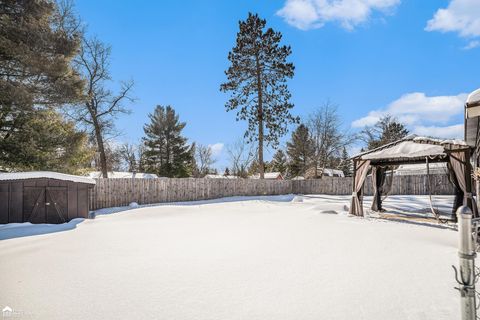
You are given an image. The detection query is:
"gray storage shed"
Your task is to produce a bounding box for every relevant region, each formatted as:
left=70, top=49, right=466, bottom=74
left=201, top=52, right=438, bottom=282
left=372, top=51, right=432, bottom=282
left=0, top=172, right=96, bottom=224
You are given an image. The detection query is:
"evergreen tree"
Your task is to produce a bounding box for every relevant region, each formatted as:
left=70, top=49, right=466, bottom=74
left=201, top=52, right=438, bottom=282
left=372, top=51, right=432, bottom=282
left=362, top=115, right=409, bottom=150
left=224, top=167, right=231, bottom=176
left=137, top=144, right=147, bottom=172
left=287, top=124, right=314, bottom=177
left=188, top=142, right=200, bottom=177
left=0, top=0, right=84, bottom=170
left=220, top=13, right=298, bottom=179
left=247, top=159, right=262, bottom=176
left=142, top=105, right=192, bottom=177
left=270, top=149, right=287, bottom=174
left=0, top=109, right=92, bottom=174
left=338, top=147, right=351, bottom=177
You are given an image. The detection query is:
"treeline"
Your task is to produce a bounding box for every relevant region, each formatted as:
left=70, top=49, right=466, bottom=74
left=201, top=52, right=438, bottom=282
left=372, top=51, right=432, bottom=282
left=0, top=2, right=408, bottom=179
left=0, top=0, right=132, bottom=176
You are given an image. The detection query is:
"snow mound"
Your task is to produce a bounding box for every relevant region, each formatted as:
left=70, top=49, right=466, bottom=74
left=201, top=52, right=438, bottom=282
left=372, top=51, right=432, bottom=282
left=129, top=202, right=139, bottom=208
left=292, top=195, right=304, bottom=202
left=94, top=194, right=297, bottom=216
left=0, top=218, right=84, bottom=240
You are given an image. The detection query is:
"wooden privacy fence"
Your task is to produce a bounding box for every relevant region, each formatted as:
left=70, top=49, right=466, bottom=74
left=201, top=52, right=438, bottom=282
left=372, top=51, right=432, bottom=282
left=89, top=174, right=455, bottom=210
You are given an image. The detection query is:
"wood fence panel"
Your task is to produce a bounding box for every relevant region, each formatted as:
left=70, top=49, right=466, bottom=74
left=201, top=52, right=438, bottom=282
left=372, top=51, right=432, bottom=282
left=88, top=174, right=457, bottom=210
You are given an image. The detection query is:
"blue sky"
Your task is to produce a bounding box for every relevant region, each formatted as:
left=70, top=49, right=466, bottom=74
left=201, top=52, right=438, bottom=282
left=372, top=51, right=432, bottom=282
left=75, top=0, right=480, bottom=170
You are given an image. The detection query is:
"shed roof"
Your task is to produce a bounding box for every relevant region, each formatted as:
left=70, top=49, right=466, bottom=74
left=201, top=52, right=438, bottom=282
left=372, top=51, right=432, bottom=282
left=0, top=171, right=96, bottom=185
left=352, top=135, right=469, bottom=164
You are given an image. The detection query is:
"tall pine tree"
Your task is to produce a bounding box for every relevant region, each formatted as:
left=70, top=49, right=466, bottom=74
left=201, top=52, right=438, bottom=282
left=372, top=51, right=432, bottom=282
left=287, top=124, right=314, bottom=177
left=142, top=105, right=192, bottom=177
left=220, top=13, right=298, bottom=179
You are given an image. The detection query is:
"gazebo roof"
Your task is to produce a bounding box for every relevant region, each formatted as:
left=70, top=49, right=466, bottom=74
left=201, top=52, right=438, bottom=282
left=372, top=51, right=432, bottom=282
left=352, top=135, right=469, bottom=165
left=465, top=88, right=480, bottom=147
left=466, top=88, right=480, bottom=108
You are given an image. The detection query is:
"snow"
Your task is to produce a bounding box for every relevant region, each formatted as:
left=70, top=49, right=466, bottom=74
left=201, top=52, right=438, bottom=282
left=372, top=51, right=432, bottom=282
left=0, top=195, right=462, bottom=319
left=0, top=171, right=95, bottom=184
left=322, top=168, right=345, bottom=177
left=467, top=87, right=480, bottom=105
left=466, top=88, right=480, bottom=118
left=250, top=172, right=283, bottom=179
left=413, top=136, right=467, bottom=146
left=362, top=140, right=446, bottom=160
left=204, top=174, right=239, bottom=179
left=87, top=171, right=159, bottom=179
left=291, top=176, right=305, bottom=180
left=354, top=134, right=468, bottom=160
left=129, top=202, right=139, bottom=208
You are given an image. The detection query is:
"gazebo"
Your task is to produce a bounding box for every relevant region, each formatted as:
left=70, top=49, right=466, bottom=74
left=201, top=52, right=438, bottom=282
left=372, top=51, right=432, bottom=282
left=465, top=87, right=480, bottom=211
left=349, top=135, right=477, bottom=220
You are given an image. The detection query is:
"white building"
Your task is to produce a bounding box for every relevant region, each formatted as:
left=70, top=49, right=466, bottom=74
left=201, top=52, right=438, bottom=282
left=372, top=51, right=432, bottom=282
left=393, top=163, right=448, bottom=176
left=322, top=168, right=345, bottom=177
left=305, top=167, right=345, bottom=178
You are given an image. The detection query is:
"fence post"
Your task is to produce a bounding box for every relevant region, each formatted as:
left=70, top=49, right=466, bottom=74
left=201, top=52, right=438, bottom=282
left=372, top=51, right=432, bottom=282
left=455, top=206, right=476, bottom=320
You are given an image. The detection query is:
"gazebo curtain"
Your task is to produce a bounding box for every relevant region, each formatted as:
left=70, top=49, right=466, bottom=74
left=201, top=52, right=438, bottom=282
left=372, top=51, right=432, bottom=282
left=349, top=159, right=371, bottom=216
left=448, top=150, right=477, bottom=216
left=447, top=163, right=464, bottom=215
left=371, top=166, right=387, bottom=211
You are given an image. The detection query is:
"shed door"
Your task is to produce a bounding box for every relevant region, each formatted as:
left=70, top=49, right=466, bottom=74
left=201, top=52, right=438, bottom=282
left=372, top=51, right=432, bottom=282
left=23, top=187, right=46, bottom=223
left=46, top=187, right=68, bottom=223
left=23, top=187, right=68, bottom=223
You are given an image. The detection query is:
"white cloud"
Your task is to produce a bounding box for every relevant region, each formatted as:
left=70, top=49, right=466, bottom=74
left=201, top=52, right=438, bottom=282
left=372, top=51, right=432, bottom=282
left=426, top=0, right=480, bottom=48
left=277, top=0, right=400, bottom=30
left=412, top=124, right=464, bottom=139
left=463, top=40, right=480, bottom=50
left=209, top=143, right=224, bottom=158
left=351, top=92, right=467, bottom=128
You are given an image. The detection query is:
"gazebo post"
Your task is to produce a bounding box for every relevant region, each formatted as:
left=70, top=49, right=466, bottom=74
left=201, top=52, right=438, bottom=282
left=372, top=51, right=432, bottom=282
left=464, top=149, right=477, bottom=217
left=371, top=165, right=386, bottom=212
left=350, top=159, right=357, bottom=215
left=476, top=152, right=480, bottom=216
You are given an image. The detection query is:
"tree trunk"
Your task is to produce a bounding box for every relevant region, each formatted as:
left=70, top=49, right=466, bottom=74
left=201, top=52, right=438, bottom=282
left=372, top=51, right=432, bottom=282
left=258, top=116, right=264, bottom=179
left=93, top=117, right=108, bottom=178
left=255, top=54, right=264, bottom=179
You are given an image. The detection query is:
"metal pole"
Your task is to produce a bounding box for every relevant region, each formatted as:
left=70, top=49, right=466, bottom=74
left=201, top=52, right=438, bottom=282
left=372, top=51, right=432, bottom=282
left=455, top=206, right=477, bottom=320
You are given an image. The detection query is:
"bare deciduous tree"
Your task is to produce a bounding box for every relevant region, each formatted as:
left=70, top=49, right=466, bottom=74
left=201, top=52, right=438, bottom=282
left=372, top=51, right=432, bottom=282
left=72, top=36, right=134, bottom=178
left=227, top=138, right=255, bottom=178
left=307, top=102, right=355, bottom=178
left=118, top=142, right=137, bottom=172
left=195, top=144, right=216, bottom=177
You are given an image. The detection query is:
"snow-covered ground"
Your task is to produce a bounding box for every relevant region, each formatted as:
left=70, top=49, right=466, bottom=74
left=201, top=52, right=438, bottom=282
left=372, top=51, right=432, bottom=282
left=0, top=195, right=462, bottom=319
